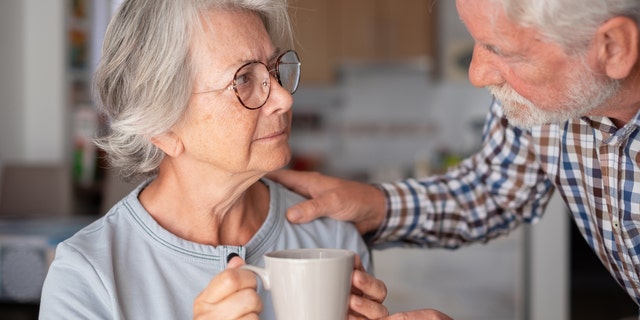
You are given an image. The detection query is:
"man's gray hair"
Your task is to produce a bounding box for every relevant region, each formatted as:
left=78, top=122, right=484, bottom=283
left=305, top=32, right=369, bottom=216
left=93, top=0, right=293, bottom=180
left=494, top=0, right=640, bottom=54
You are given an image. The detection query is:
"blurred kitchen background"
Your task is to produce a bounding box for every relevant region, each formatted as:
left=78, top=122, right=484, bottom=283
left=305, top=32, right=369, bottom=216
left=0, top=0, right=636, bottom=319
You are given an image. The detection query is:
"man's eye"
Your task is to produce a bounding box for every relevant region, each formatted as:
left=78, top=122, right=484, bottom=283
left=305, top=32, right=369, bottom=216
left=484, top=44, right=501, bottom=55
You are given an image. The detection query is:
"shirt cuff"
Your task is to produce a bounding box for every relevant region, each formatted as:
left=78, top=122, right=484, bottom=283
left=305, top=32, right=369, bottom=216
left=363, top=182, right=393, bottom=246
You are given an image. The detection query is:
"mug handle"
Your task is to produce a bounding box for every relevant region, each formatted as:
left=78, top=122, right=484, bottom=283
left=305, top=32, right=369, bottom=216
left=240, top=265, right=271, bottom=290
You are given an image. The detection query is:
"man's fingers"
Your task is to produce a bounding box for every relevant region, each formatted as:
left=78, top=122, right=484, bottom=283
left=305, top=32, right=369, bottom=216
left=266, top=169, right=317, bottom=197
left=268, top=169, right=386, bottom=234
left=285, top=196, right=331, bottom=223
left=268, top=170, right=333, bottom=223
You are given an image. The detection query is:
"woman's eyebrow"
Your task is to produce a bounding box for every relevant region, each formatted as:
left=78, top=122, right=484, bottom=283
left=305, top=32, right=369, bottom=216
left=267, top=49, right=281, bottom=63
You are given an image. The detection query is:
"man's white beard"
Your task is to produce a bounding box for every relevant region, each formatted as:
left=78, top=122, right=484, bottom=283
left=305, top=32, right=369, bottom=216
left=486, top=61, right=620, bottom=129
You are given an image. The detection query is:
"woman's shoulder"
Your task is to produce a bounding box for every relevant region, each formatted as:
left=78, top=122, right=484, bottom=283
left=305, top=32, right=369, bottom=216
left=263, top=178, right=363, bottom=241
left=55, top=215, right=115, bottom=261
left=262, top=177, right=355, bottom=227
left=55, top=199, right=139, bottom=265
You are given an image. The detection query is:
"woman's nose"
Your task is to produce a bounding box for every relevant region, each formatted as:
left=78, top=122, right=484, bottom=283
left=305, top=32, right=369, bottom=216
left=262, top=76, right=293, bottom=115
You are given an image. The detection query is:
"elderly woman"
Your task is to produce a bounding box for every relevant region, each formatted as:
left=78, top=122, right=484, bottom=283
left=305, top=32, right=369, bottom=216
left=39, top=0, right=388, bottom=319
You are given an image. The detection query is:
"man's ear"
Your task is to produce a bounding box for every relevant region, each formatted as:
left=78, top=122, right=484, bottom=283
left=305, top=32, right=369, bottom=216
left=594, top=16, right=639, bottom=79
left=150, top=131, right=184, bottom=158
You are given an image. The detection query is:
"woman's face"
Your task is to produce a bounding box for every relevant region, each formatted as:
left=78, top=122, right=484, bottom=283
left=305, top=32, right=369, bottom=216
left=175, top=9, right=293, bottom=176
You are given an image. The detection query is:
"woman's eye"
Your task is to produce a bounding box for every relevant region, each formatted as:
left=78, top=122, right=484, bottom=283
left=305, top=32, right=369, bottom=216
left=235, top=73, right=251, bottom=86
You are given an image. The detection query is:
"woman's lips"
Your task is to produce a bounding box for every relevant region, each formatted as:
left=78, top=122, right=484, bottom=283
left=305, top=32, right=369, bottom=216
left=256, top=129, right=288, bottom=141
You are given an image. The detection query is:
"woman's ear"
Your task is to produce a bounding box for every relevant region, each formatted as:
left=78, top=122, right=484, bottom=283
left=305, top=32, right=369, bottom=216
left=150, top=131, right=184, bottom=158
left=595, top=16, right=639, bottom=79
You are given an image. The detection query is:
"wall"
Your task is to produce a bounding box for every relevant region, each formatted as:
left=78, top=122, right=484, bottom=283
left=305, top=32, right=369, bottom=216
left=0, top=0, right=67, bottom=182
left=0, top=1, right=25, bottom=167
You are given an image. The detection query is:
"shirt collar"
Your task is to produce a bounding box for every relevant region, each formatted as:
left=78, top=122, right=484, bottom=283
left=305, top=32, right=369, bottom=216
left=580, top=108, right=640, bottom=146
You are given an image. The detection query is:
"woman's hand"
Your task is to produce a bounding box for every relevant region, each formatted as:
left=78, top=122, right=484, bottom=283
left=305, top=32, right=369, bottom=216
left=347, top=255, right=454, bottom=320
left=349, top=255, right=389, bottom=319
left=193, top=257, right=262, bottom=320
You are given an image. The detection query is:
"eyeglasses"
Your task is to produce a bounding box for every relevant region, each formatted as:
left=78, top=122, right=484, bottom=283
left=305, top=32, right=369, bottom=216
left=193, top=50, right=301, bottom=110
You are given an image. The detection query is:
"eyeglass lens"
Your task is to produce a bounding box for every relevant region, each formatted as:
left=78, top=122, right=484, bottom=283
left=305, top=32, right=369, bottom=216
left=233, top=50, right=300, bottom=110
left=277, top=50, right=301, bottom=94
left=233, top=63, right=270, bottom=110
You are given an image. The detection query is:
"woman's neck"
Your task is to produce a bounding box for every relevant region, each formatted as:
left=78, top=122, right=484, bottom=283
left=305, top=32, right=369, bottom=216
left=138, top=168, right=270, bottom=247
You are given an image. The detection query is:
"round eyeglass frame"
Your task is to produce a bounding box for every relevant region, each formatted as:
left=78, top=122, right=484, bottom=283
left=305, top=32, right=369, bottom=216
left=193, top=50, right=301, bottom=110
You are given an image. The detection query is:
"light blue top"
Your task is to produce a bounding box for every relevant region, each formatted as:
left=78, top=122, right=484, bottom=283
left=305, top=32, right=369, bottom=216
left=39, top=178, right=371, bottom=319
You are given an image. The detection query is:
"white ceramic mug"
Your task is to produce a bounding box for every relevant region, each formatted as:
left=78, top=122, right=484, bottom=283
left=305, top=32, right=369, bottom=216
left=242, top=248, right=355, bottom=320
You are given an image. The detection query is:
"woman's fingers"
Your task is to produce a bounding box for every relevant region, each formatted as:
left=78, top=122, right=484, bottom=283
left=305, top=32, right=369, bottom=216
left=348, top=255, right=389, bottom=319
left=193, top=257, right=262, bottom=319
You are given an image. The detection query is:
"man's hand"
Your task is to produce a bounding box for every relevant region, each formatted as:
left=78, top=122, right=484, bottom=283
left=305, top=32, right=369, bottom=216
left=267, top=170, right=387, bottom=234
left=383, top=309, right=454, bottom=320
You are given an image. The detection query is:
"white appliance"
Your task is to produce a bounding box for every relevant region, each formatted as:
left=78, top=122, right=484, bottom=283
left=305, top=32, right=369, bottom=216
left=0, top=217, right=94, bottom=302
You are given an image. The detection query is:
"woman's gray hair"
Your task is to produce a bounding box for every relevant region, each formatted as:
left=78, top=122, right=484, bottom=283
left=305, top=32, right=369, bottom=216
left=93, top=0, right=293, bottom=180
left=492, top=0, right=640, bottom=55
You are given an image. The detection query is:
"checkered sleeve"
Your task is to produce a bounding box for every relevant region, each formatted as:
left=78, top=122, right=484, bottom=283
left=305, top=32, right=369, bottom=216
left=368, top=100, right=555, bottom=249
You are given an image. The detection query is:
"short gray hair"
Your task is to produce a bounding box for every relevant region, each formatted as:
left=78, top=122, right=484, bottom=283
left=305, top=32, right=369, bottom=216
left=93, top=0, right=293, bottom=180
left=493, top=0, right=640, bottom=54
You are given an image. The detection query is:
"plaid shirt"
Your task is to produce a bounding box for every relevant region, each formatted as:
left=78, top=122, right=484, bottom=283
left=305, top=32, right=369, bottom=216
left=372, top=99, right=640, bottom=306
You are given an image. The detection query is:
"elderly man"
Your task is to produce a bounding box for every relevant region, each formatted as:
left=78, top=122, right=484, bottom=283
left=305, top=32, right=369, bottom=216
left=270, top=0, right=640, bottom=318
